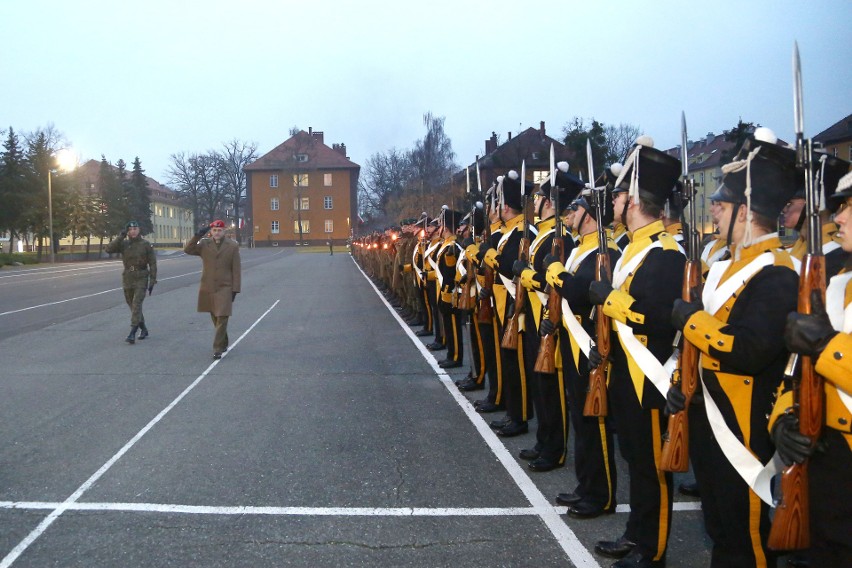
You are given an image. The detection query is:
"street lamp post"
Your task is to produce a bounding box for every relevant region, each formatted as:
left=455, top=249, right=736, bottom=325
left=47, top=149, right=77, bottom=263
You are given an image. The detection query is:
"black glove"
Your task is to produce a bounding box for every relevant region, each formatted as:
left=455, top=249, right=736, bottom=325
left=147, top=284, right=155, bottom=296
left=478, top=287, right=491, bottom=301
left=771, top=413, right=814, bottom=466
left=784, top=292, right=838, bottom=358
left=587, top=345, right=604, bottom=373
left=588, top=278, right=613, bottom=305
left=232, top=292, right=238, bottom=302
left=671, top=298, right=703, bottom=331
left=539, top=318, right=556, bottom=337
left=119, top=230, right=127, bottom=239
left=195, top=225, right=211, bottom=238
left=458, top=273, right=468, bottom=286
left=512, top=259, right=527, bottom=277
left=476, top=242, right=492, bottom=262
left=543, top=253, right=561, bottom=267
left=665, top=384, right=686, bottom=415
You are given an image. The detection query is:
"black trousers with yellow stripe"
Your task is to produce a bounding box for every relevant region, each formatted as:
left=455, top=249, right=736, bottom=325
left=500, top=312, right=532, bottom=424
left=560, top=331, right=617, bottom=509
left=689, top=402, right=777, bottom=568
left=808, top=428, right=852, bottom=567
left=418, top=283, right=433, bottom=333
left=425, top=280, right=443, bottom=344
left=481, top=313, right=503, bottom=405
left=608, top=364, right=672, bottom=562
left=466, top=308, right=486, bottom=384
left=438, top=301, right=463, bottom=363
left=524, top=316, right=565, bottom=462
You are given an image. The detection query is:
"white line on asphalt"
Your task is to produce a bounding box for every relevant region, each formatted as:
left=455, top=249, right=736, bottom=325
left=0, top=300, right=280, bottom=568
left=0, top=500, right=703, bottom=515
left=0, top=271, right=201, bottom=317
left=353, top=259, right=603, bottom=568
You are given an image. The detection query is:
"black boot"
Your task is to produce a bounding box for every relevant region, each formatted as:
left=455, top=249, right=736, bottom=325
left=138, top=323, right=149, bottom=340
left=126, top=325, right=138, bottom=344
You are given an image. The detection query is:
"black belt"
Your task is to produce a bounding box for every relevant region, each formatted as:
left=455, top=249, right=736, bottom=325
left=126, top=266, right=148, bottom=271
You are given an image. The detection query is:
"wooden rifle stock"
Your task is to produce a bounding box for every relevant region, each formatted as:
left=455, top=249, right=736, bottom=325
left=477, top=224, right=494, bottom=323
left=584, top=253, right=611, bottom=417
left=661, top=258, right=703, bottom=472
left=768, top=254, right=825, bottom=551
left=534, top=235, right=564, bottom=374
left=501, top=238, right=529, bottom=349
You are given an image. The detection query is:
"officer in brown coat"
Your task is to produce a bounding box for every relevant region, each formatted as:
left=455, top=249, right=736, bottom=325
left=184, top=219, right=241, bottom=359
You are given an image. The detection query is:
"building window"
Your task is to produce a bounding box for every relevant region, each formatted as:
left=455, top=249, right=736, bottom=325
left=700, top=172, right=705, bottom=185
left=295, top=154, right=309, bottom=163
left=294, top=174, right=309, bottom=187
left=533, top=171, right=548, bottom=185
left=325, top=220, right=334, bottom=233
left=324, top=173, right=333, bottom=186
left=324, top=196, right=333, bottom=209
left=294, top=220, right=311, bottom=233
left=270, top=198, right=279, bottom=211
left=294, top=197, right=309, bottom=211
left=271, top=221, right=280, bottom=234
left=270, top=175, right=278, bottom=188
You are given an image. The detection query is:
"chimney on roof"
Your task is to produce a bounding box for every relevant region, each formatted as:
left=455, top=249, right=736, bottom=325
left=507, top=131, right=512, bottom=141
left=485, top=132, right=498, bottom=154
left=310, top=128, right=324, bottom=144
left=705, top=132, right=714, bottom=145
left=332, top=143, right=346, bottom=157
left=540, top=121, right=545, bottom=136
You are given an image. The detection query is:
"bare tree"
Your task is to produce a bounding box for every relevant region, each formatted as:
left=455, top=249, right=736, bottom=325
left=168, top=152, right=204, bottom=227
left=357, top=148, right=411, bottom=220
left=605, top=123, right=643, bottom=164
left=218, top=139, right=258, bottom=243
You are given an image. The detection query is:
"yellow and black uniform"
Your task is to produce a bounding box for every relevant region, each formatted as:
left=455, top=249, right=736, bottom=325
left=105, top=229, right=157, bottom=337
left=788, top=220, right=848, bottom=278
left=548, top=228, right=620, bottom=512
left=424, top=232, right=444, bottom=347
left=473, top=221, right=505, bottom=411
left=407, top=232, right=433, bottom=334
left=437, top=232, right=464, bottom=366
left=602, top=220, right=685, bottom=562
left=700, top=236, right=729, bottom=277
left=483, top=212, right=534, bottom=431
left=518, top=215, right=573, bottom=467
left=682, top=235, right=798, bottom=567
left=612, top=222, right=630, bottom=251
left=771, top=265, right=852, bottom=567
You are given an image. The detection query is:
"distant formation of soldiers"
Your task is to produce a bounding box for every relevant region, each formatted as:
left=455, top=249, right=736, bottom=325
left=353, top=130, right=852, bottom=568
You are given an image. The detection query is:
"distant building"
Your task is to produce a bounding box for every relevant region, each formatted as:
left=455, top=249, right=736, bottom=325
left=64, top=160, right=194, bottom=248
left=814, top=112, right=852, bottom=162
left=456, top=122, right=571, bottom=190
left=244, top=128, right=359, bottom=247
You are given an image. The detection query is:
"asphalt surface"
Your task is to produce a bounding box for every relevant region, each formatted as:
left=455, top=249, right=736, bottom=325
left=0, top=248, right=783, bottom=567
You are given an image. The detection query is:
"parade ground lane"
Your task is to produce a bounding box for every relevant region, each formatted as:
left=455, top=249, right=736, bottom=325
left=0, top=249, right=716, bottom=567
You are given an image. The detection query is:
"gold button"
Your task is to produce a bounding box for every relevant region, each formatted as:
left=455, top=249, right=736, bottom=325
left=834, top=352, right=843, bottom=360
left=839, top=417, right=849, bottom=426
left=689, top=324, right=696, bottom=330
left=705, top=334, right=711, bottom=339
left=744, top=379, right=751, bottom=385
left=717, top=340, right=724, bottom=346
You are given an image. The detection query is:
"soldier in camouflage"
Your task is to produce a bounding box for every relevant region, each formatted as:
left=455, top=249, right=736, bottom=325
left=105, top=221, right=157, bottom=344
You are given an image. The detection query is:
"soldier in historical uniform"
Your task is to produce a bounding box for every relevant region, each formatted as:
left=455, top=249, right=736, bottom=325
left=773, top=169, right=852, bottom=568
left=543, top=170, right=621, bottom=519
left=455, top=206, right=487, bottom=389
left=515, top=164, right=580, bottom=472
left=587, top=137, right=685, bottom=567
left=105, top=220, right=157, bottom=344
left=423, top=217, right=446, bottom=350
left=184, top=220, right=242, bottom=359
left=667, top=129, right=800, bottom=568
left=479, top=170, right=535, bottom=437
left=436, top=208, right=465, bottom=368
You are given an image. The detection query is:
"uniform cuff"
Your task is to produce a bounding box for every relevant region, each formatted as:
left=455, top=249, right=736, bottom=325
left=683, top=311, right=734, bottom=354
left=545, top=262, right=565, bottom=288
left=483, top=248, right=499, bottom=269
left=520, top=269, right=539, bottom=291
left=601, top=289, right=642, bottom=325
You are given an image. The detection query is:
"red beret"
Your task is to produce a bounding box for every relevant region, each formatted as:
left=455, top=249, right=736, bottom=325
left=210, top=219, right=226, bottom=228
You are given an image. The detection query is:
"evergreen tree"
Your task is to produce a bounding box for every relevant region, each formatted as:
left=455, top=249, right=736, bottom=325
left=129, top=157, right=153, bottom=235
left=98, top=155, right=128, bottom=237
left=0, top=127, right=27, bottom=247
left=23, top=132, right=56, bottom=259
left=720, top=119, right=758, bottom=165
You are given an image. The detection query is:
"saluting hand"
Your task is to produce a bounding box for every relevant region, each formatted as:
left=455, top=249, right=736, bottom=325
left=195, top=225, right=212, bottom=238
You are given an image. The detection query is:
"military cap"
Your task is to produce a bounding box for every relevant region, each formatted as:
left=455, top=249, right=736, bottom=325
left=210, top=219, right=226, bottom=228
left=711, top=127, right=798, bottom=218
left=500, top=170, right=534, bottom=211
left=614, top=136, right=682, bottom=206
left=829, top=170, right=852, bottom=210
left=537, top=161, right=585, bottom=210
left=126, top=220, right=140, bottom=229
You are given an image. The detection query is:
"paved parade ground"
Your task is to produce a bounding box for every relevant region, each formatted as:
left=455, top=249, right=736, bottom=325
left=1, top=249, right=720, bottom=567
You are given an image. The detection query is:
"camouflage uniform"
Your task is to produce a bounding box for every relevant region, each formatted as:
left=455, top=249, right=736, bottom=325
left=106, top=231, right=157, bottom=331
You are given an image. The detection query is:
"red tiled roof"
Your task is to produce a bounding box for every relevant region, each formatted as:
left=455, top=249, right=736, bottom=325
left=244, top=130, right=359, bottom=171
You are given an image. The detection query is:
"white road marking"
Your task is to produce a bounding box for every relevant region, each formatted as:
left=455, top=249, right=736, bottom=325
left=0, top=300, right=280, bottom=568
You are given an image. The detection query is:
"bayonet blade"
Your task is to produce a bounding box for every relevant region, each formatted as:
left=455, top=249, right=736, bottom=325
left=520, top=160, right=526, bottom=197
left=550, top=143, right=556, bottom=188
left=681, top=111, right=689, bottom=178
left=466, top=166, right=470, bottom=193
left=476, top=161, right=482, bottom=193
left=585, top=139, right=595, bottom=190
left=793, top=41, right=804, bottom=138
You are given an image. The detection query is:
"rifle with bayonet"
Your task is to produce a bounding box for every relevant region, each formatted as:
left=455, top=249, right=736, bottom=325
left=584, top=139, right=611, bottom=417
left=477, top=169, right=496, bottom=324
left=535, top=144, right=564, bottom=373
left=458, top=166, right=478, bottom=311
left=502, top=161, right=530, bottom=350
left=768, top=42, right=825, bottom=551
left=661, top=112, right=703, bottom=471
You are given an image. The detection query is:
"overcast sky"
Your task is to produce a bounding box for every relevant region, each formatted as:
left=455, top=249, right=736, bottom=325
left=2, top=0, right=849, bottom=184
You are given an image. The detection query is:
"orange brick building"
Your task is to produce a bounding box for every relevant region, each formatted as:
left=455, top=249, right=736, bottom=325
left=245, top=128, right=360, bottom=247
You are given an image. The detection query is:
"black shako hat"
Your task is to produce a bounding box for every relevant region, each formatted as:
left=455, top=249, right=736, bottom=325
left=574, top=186, right=615, bottom=227
left=612, top=136, right=682, bottom=206
left=499, top=170, right=535, bottom=211
left=537, top=161, right=585, bottom=210
left=459, top=206, right=485, bottom=231
left=710, top=127, right=798, bottom=218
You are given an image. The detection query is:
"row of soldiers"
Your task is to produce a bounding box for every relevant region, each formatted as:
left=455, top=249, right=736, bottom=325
left=351, top=129, right=852, bottom=568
